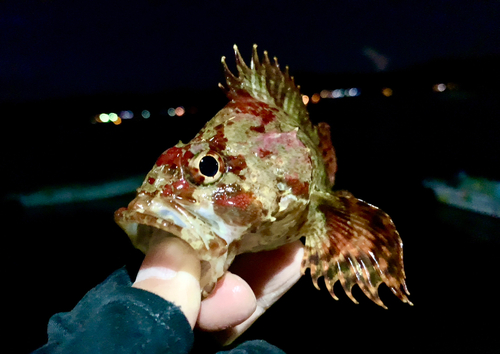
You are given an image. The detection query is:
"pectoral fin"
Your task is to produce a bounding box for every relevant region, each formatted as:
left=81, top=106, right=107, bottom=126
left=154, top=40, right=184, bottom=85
left=302, top=191, right=412, bottom=308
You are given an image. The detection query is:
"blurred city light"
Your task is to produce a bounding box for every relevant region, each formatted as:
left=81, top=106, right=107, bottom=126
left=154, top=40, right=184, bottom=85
left=120, top=110, right=134, bottom=119
left=99, top=113, right=110, bottom=123
left=315, top=88, right=361, bottom=99
left=382, top=87, right=393, bottom=97
left=89, top=77, right=464, bottom=127
left=311, top=93, right=320, bottom=103
left=320, top=90, right=330, bottom=98
left=108, top=112, right=119, bottom=122
left=347, top=88, right=359, bottom=97
left=332, top=89, right=344, bottom=98
left=91, top=106, right=194, bottom=124
left=175, top=106, right=185, bottom=116
left=141, top=110, right=151, bottom=118
left=433, top=83, right=447, bottom=92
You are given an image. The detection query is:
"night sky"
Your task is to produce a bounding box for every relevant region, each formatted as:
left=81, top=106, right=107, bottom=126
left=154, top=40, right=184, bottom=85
left=1, top=0, right=499, bottom=102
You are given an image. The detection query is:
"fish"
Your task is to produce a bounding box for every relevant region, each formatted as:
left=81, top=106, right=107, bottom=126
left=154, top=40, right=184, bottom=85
left=115, top=44, right=412, bottom=308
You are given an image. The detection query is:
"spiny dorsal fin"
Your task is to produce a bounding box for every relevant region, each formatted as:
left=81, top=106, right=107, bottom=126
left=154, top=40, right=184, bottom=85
left=220, top=44, right=309, bottom=127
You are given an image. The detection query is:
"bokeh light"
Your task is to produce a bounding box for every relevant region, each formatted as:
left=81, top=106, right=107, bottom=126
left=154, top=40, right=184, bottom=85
left=332, top=89, right=344, bottom=98
left=175, top=106, right=185, bottom=116
left=433, top=83, right=447, bottom=92
left=348, top=88, right=359, bottom=97
left=120, top=110, right=134, bottom=119
left=302, top=95, right=310, bottom=105
left=99, top=113, right=110, bottom=123
left=167, top=108, right=176, bottom=116
left=382, top=87, right=393, bottom=97
left=320, top=90, right=330, bottom=98
left=141, top=110, right=151, bottom=118
left=108, top=112, right=118, bottom=122
left=311, top=93, right=320, bottom=104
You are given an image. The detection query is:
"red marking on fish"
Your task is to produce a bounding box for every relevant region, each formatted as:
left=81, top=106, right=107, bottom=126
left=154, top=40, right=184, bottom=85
left=257, top=149, right=273, bottom=158
left=182, top=150, right=195, bottom=165
left=212, top=184, right=262, bottom=227
left=214, top=191, right=254, bottom=210
left=162, top=184, right=174, bottom=197
left=250, top=125, right=265, bottom=133
left=208, top=124, right=228, bottom=151
left=228, top=97, right=277, bottom=125
left=172, top=179, right=195, bottom=202
left=156, top=147, right=183, bottom=167
left=226, top=154, right=247, bottom=177
left=161, top=178, right=195, bottom=202
left=189, top=169, right=206, bottom=185
left=285, top=176, right=309, bottom=197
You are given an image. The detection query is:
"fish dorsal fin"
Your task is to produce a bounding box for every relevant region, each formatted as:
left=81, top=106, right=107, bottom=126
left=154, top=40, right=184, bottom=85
left=220, top=44, right=309, bottom=127
left=317, top=122, right=337, bottom=188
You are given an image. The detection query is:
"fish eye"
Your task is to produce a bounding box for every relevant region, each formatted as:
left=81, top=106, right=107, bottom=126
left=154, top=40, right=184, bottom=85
left=199, top=155, right=219, bottom=177
left=187, top=150, right=225, bottom=185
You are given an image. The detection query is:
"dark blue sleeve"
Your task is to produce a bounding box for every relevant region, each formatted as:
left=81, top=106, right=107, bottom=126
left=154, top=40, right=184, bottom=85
left=32, top=267, right=193, bottom=354
left=33, top=267, right=286, bottom=354
left=217, top=340, right=286, bottom=354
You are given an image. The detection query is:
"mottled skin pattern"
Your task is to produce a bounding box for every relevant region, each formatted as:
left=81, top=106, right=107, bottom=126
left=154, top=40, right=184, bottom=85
left=115, top=45, right=412, bottom=307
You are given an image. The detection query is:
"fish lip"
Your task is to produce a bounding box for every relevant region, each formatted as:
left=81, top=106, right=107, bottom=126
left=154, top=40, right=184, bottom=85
left=114, top=204, right=185, bottom=254
left=116, top=207, right=184, bottom=236
left=114, top=192, right=193, bottom=248
left=114, top=194, right=228, bottom=258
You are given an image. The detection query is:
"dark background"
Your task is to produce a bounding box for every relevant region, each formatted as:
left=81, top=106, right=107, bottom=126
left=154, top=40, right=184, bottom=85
left=2, top=1, right=500, bottom=353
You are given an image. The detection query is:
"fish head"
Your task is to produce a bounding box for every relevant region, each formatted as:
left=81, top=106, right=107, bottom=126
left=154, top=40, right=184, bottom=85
left=115, top=100, right=313, bottom=294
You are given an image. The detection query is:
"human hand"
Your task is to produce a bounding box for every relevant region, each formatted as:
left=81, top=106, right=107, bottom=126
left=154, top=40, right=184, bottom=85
left=132, top=229, right=304, bottom=344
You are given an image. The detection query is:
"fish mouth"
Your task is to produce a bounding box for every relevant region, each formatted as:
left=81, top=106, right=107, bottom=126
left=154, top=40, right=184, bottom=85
left=114, top=194, right=228, bottom=260
left=114, top=207, right=184, bottom=253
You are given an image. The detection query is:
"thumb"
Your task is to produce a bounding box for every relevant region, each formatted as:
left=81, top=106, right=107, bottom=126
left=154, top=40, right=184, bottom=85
left=132, top=230, right=201, bottom=328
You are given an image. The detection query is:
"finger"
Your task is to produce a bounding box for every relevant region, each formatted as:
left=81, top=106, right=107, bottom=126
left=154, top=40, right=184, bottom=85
left=215, top=240, right=304, bottom=344
left=197, top=271, right=256, bottom=331
left=132, top=230, right=201, bottom=328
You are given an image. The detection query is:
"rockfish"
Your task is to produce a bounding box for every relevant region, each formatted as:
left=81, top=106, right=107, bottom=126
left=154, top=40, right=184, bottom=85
left=115, top=45, right=412, bottom=308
